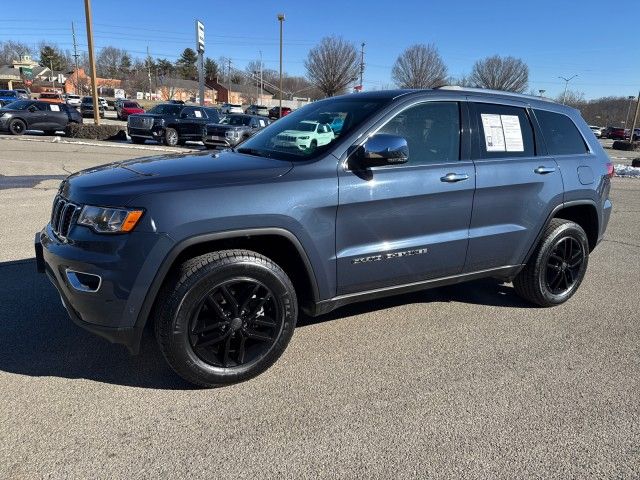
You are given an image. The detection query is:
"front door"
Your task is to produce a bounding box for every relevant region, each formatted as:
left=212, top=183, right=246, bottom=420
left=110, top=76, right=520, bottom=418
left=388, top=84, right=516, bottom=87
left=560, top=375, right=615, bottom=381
left=335, top=101, right=475, bottom=295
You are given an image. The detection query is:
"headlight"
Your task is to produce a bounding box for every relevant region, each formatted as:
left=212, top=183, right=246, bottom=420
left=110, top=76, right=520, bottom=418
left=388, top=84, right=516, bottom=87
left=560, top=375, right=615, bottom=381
left=78, top=205, right=144, bottom=233
left=225, top=130, right=240, bottom=138
left=298, top=136, right=310, bottom=140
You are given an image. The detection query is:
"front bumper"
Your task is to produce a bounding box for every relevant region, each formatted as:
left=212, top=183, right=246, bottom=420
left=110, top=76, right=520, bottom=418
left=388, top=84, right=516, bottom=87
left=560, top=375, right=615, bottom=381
left=35, top=225, right=173, bottom=354
left=128, top=126, right=163, bottom=140
left=203, top=134, right=240, bottom=147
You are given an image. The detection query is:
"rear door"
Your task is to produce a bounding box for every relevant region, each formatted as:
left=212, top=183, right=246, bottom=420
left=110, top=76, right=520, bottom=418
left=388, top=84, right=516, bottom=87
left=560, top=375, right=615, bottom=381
left=46, top=103, right=69, bottom=130
left=464, top=99, right=564, bottom=272
left=336, top=100, right=475, bottom=295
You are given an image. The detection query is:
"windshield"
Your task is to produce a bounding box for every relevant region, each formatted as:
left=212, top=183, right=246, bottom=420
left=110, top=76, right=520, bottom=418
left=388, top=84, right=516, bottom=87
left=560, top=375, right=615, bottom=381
left=148, top=104, right=182, bottom=116
left=1, top=100, right=32, bottom=110
left=124, top=102, right=139, bottom=108
left=0, top=91, right=16, bottom=97
left=222, top=115, right=251, bottom=126
left=238, top=96, right=390, bottom=160
left=41, top=93, right=58, bottom=99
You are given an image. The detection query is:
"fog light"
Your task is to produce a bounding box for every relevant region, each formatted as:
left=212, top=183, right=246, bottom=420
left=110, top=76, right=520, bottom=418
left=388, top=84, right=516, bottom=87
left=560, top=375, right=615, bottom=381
left=65, top=269, right=102, bottom=292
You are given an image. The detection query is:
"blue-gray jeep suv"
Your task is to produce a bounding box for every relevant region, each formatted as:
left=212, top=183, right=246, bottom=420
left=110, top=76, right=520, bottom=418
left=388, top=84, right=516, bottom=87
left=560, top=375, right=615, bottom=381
left=35, top=88, right=613, bottom=387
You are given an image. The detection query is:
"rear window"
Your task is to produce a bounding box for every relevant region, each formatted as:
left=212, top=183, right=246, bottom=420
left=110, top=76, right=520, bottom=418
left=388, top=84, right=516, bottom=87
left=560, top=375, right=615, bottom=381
left=534, top=109, right=588, bottom=156
left=124, top=102, right=138, bottom=108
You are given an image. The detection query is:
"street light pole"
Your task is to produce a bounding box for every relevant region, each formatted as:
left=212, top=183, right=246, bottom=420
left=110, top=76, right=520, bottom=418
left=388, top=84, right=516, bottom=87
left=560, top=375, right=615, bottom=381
left=83, top=0, right=100, bottom=125
left=277, top=13, right=285, bottom=118
left=558, top=74, right=578, bottom=105
left=538, top=89, right=546, bottom=97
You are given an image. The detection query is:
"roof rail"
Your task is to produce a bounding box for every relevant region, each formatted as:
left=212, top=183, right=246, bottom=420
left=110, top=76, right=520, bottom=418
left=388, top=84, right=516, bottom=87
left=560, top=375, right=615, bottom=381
left=435, top=85, right=556, bottom=103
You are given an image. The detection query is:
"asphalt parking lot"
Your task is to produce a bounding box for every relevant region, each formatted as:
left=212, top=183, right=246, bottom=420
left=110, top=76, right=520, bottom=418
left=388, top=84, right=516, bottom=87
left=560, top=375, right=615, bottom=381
left=0, top=136, right=638, bottom=478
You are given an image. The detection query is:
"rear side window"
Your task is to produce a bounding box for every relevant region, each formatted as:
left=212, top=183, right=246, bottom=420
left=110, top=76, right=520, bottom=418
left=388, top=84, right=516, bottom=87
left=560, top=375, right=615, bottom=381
left=473, top=103, right=535, bottom=158
left=534, top=109, right=588, bottom=155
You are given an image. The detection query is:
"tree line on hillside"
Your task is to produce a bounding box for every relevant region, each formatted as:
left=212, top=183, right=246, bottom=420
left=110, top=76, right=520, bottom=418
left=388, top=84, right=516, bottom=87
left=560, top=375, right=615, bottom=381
left=0, top=39, right=634, bottom=125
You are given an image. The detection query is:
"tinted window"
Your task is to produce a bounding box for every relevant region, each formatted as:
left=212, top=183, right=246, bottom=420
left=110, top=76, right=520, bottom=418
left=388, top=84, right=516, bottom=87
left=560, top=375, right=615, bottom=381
left=473, top=103, right=535, bottom=158
left=377, top=101, right=460, bottom=165
left=535, top=109, right=588, bottom=155
left=148, top=104, right=181, bottom=116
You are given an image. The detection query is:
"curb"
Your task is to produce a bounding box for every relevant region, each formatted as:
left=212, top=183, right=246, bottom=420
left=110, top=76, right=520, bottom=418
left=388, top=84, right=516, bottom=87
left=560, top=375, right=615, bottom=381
left=0, top=134, right=202, bottom=154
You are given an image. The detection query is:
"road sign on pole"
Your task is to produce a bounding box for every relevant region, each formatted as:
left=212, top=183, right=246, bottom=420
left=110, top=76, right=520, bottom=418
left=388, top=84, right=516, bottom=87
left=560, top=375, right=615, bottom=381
left=196, top=20, right=205, bottom=105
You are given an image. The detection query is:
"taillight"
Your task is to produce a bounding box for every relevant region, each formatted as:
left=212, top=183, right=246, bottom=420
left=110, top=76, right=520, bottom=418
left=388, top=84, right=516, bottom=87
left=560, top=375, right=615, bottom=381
left=606, top=162, right=614, bottom=178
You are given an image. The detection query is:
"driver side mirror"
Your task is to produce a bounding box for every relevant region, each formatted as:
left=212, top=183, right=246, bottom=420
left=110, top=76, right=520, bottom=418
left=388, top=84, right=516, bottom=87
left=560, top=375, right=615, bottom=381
left=348, top=133, right=409, bottom=169
left=28, top=105, right=38, bottom=113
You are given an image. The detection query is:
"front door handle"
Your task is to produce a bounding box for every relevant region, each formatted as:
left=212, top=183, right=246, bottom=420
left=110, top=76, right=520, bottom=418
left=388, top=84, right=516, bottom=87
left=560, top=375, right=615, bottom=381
left=534, top=166, right=556, bottom=174
left=440, top=173, right=469, bottom=183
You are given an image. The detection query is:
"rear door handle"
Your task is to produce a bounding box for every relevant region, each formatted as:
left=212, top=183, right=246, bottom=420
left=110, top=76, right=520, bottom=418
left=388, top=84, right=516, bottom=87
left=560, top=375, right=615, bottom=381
left=440, top=173, right=469, bottom=183
left=534, top=166, right=556, bottom=174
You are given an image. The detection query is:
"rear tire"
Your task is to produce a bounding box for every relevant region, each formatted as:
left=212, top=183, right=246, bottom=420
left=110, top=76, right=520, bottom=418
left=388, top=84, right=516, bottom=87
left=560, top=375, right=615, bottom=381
left=130, top=136, right=146, bottom=144
left=513, top=218, right=589, bottom=307
left=154, top=250, right=298, bottom=387
left=8, top=119, right=26, bottom=135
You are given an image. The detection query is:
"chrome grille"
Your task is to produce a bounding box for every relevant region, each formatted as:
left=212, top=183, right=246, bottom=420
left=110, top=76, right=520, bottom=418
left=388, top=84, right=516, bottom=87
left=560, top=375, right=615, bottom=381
left=278, top=135, right=296, bottom=142
left=128, top=116, right=153, bottom=129
left=50, top=196, right=81, bottom=240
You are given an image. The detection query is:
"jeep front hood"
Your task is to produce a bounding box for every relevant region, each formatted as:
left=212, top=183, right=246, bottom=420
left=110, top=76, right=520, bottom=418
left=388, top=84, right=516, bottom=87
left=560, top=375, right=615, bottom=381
left=60, top=150, right=293, bottom=206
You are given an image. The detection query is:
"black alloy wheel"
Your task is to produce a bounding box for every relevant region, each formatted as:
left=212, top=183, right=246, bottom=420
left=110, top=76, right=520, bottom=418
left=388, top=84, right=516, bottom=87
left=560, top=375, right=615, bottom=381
left=514, top=218, right=589, bottom=306
left=155, top=249, right=298, bottom=387
left=188, top=279, right=281, bottom=368
left=9, top=119, right=26, bottom=135
left=544, top=237, right=585, bottom=295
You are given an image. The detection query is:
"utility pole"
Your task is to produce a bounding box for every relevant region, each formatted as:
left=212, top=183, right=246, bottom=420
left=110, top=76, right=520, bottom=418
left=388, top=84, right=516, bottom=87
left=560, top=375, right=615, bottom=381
left=277, top=13, right=285, bottom=118
left=359, top=42, right=365, bottom=90
left=624, top=95, right=635, bottom=129
left=259, top=50, right=263, bottom=103
left=83, top=0, right=100, bottom=125
left=146, top=46, right=153, bottom=101
left=227, top=58, right=232, bottom=103
left=558, top=74, right=578, bottom=105
left=629, top=90, right=640, bottom=143
left=49, top=59, right=55, bottom=90
left=71, top=21, right=80, bottom=94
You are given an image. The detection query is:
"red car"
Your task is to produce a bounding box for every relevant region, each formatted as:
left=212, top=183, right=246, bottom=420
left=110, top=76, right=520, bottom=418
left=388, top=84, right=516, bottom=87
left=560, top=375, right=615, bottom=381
left=268, top=106, right=292, bottom=119
left=604, top=127, right=626, bottom=140
left=117, top=101, right=144, bottom=120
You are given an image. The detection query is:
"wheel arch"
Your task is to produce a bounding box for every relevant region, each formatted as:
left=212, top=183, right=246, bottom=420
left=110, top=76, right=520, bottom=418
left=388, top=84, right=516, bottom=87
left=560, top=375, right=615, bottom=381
left=523, top=200, right=599, bottom=265
left=135, top=228, right=320, bottom=334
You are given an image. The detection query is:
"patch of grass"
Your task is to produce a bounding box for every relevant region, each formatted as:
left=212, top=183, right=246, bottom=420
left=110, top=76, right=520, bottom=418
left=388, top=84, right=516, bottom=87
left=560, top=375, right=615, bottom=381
left=65, top=123, right=126, bottom=141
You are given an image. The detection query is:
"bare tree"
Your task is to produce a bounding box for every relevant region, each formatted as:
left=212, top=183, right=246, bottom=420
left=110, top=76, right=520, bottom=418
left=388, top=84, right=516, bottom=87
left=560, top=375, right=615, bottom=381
left=0, top=41, right=32, bottom=64
left=470, top=55, right=529, bottom=93
left=557, top=90, right=586, bottom=109
left=391, top=44, right=448, bottom=89
left=305, top=36, right=359, bottom=97
left=96, top=46, right=130, bottom=79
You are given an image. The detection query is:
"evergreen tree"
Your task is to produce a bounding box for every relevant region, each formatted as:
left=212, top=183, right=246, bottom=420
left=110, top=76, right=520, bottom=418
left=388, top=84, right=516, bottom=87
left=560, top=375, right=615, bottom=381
left=176, top=48, right=198, bottom=80
left=39, top=45, right=67, bottom=71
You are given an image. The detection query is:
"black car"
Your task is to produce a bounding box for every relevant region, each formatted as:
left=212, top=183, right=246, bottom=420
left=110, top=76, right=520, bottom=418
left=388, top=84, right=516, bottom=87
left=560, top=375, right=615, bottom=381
left=0, top=100, right=82, bottom=135
left=127, top=104, right=221, bottom=146
left=80, top=96, right=105, bottom=118
left=203, top=114, right=271, bottom=148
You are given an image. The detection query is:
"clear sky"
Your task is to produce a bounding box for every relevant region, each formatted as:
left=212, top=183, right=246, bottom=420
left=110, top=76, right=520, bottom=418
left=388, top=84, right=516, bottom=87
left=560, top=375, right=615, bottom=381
left=1, top=0, right=638, bottom=99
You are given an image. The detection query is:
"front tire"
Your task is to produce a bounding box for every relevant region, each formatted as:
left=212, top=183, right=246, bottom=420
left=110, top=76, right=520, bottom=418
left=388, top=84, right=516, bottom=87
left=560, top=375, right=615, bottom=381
left=513, top=218, right=589, bottom=307
left=163, top=127, right=179, bottom=146
left=8, top=119, right=26, bottom=135
left=154, top=250, right=298, bottom=387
